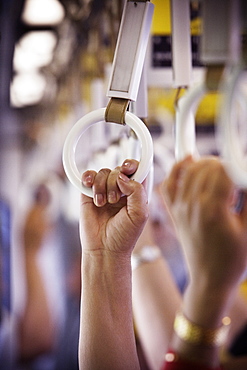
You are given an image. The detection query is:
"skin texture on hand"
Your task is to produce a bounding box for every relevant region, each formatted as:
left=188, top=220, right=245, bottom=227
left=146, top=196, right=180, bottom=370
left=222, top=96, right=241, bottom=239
left=78, top=157, right=247, bottom=370
left=79, top=160, right=148, bottom=370
left=80, top=160, right=149, bottom=257
left=161, top=156, right=247, bottom=366
left=162, top=156, right=247, bottom=298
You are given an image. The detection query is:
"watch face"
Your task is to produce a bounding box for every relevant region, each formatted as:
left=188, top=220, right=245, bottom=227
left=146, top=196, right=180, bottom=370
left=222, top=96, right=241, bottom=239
left=143, top=247, right=153, bottom=259
left=142, top=246, right=161, bottom=261
left=131, top=246, right=161, bottom=271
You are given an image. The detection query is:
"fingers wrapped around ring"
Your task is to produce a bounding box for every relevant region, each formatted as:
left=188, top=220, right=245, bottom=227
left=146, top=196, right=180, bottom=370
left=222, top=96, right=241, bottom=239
left=81, top=170, right=97, bottom=188
left=81, top=162, right=139, bottom=207
left=82, top=167, right=123, bottom=207
left=106, top=166, right=122, bottom=204
left=91, top=168, right=111, bottom=207
left=120, top=159, right=139, bottom=177
left=162, top=156, right=193, bottom=205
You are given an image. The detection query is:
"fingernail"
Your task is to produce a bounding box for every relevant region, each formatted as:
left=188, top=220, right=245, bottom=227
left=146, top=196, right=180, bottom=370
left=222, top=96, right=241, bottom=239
left=122, top=161, right=131, bottom=168
left=94, top=193, right=104, bottom=206
left=108, top=190, right=117, bottom=203
left=122, top=161, right=135, bottom=171
left=84, top=175, right=93, bottom=185
left=119, top=173, right=130, bottom=183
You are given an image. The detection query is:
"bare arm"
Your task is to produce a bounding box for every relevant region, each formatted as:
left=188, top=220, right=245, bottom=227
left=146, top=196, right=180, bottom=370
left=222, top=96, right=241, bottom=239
left=132, top=217, right=181, bottom=370
left=161, top=156, right=247, bottom=368
left=79, top=163, right=148, bottom=370
left=18, top=188, right=56, bottom=361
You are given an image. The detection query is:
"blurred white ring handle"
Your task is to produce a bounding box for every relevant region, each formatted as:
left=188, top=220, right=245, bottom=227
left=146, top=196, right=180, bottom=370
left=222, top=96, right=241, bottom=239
left=118, top=131, right=154, bottom=201
left=175, top=83, right=206, bottom=161
left=62, top=107, right=153, bottom=197
left=144, top=163, right=154, bottom=202
left=218, top=66, right=247, bottom=188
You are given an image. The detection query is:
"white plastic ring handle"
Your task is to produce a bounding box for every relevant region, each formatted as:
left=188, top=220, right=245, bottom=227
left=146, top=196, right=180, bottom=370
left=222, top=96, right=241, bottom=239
left=218, top=66, right=247, bottom=188
left=175, top=83, right=206, bottom=161
left=62, top=108, right=153, bottom=197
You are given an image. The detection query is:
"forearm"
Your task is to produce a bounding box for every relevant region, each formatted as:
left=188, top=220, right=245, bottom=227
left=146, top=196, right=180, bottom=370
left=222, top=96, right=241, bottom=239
left=161, top=157, right=247, bottom=369
left=79, top=251, right=140, bottom=370
left=19, top=250, right=55, bottom=360
left=132, top=257, right=181, bottom=370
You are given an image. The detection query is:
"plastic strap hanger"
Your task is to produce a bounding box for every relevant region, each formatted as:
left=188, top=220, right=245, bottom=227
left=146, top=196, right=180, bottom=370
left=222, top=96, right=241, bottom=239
left=170, top=0, right=193, bottom=160
left=129, top=57, right=154, bottom=201
left=217, top=0, right=247, bottom=188
left=62, top=0, right=154, bottom=197
left=174, top=0, right=234, bottom=161
left=105, top=0, right=153, bottom=123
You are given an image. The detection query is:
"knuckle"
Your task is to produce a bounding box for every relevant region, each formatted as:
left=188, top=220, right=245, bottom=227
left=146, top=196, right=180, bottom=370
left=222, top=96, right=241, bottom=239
left=98, top=168, right=111, bottom=177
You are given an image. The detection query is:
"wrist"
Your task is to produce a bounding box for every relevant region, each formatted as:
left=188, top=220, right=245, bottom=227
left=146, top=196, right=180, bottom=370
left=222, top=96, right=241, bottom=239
left=170, top=281, right=234, bottom=368
left=183, top=280, right=236, bottom=330
left=173, top=311, right=231, bottom=347
left=82, top=249, right=132, bottom=284
left=170, top=310, right=230, bottom=368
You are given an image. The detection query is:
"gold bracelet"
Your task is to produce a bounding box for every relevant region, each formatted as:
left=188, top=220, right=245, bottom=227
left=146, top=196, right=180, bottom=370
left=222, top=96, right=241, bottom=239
left=174, top=311, right=231, bottom=347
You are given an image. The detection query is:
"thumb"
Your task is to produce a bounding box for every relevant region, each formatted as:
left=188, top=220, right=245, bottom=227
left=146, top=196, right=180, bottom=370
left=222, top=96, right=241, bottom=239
left=117, top=172, right=149, bottom=226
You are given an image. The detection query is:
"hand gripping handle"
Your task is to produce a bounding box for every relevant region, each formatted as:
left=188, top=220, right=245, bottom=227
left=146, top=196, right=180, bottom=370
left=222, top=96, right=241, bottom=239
left=62, top=108, right=153, bottom=197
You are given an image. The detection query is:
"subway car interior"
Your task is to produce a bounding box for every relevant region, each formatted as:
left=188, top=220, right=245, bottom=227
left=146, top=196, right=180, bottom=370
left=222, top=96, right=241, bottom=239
left=1, top=0, right=247, bottom=369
